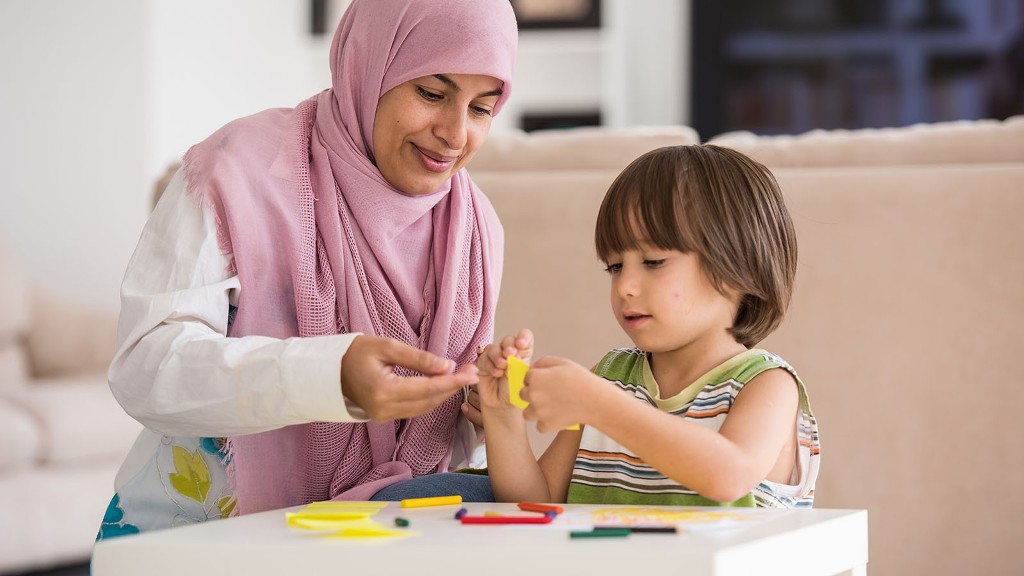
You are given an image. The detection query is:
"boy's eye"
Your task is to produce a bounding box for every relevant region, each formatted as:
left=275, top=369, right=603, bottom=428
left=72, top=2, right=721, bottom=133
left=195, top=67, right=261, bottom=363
left=643, top=259, right=666, bottom=268
left=604, top=263, right=622, bottom=274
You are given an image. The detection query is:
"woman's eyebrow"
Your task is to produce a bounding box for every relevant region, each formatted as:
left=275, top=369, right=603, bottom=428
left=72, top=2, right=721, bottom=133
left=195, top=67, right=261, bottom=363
left=433, top=74, right=503, bottom=98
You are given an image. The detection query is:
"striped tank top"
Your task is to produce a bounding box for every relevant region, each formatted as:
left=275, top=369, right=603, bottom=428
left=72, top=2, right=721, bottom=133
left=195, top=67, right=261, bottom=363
left=566, top=348, right=820, bottom=508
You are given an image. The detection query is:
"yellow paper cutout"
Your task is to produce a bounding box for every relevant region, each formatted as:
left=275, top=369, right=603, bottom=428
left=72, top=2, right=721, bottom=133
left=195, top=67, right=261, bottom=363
left=303, top=501, right=387, bottom=513
left=507, top=355, right=529, bottom=409
left=505, top=355, right=579, bottom=430
left=287, top=501, right=384, bottom=530
left=287, top=504, right=415, bottom=539
left=326, top=526, right=417, bottom=539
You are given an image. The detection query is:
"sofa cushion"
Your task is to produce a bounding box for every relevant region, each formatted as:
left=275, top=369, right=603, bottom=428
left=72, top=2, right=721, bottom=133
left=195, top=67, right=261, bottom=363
left=708, top=115, right=1024, bottom=168
left=761, top=163, right=1024, bottom=576
left=13, top=375, right=141, bottom=465
left=477, top=169, right=634, bottom=365
left=0, top=245, right=29, bottom=348
left=469, top=125, right=700, bottom=173
left=0, top=397, right=42, bottom=470
left=26, top=289, right=118, bottom=378
left=0, top=343, right=28, bottom=395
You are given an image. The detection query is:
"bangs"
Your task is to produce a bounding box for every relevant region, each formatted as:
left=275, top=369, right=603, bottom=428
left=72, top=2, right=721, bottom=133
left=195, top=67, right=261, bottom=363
left=594, top=151, right=692, bottom=261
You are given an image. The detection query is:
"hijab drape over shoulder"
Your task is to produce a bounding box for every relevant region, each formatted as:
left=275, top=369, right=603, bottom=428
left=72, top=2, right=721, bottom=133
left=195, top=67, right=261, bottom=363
left=181, top=0, right=517, bottom=514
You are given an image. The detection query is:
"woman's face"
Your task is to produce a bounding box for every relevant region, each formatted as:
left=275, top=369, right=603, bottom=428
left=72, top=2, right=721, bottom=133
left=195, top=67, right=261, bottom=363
left=372, top=74, right=503, bottom=196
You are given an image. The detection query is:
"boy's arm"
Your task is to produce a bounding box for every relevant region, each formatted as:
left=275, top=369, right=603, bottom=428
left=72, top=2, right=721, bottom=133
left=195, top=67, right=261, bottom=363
left=476, top=330, right=555, bottom=502
left=482, top=407, right=553, bottom=502
left=524, top=357, right=799, bottom=503
left=584, top=368, right=799, bottom=502
left=536, top=429, right=583, bottom=503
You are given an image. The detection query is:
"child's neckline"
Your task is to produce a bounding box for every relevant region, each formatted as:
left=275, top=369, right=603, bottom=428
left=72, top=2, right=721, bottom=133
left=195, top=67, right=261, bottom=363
left=641, top=348, right=766, bottom=409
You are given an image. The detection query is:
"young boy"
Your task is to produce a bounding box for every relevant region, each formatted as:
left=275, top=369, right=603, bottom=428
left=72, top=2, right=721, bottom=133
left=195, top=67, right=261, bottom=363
left=476, top=144, right=819, bottom=508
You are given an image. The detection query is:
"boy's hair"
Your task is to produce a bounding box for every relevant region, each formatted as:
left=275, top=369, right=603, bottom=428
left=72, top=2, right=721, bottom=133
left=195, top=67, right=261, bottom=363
left=594, top=144, right=797, bottom=348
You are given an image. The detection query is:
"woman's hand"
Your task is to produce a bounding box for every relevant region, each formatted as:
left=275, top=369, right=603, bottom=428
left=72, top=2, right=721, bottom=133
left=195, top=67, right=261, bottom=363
left=461, top=386, right=485, bottom=429
left=473, top=329, right=534, bottom=414
left=521, top=356, right=605, bottom=433
left=340, top=335, right=478, bottom=422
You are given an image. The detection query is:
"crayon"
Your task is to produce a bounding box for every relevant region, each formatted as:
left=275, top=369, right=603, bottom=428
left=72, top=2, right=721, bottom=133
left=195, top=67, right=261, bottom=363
left=454, top=507, right=469, bottom=520
left=460, top=515, right=554, bottom=525
left=517, top=502, right=564, bottom=515
left=627, top=526, right=677, bottom=533
left=400, top=495, right=463, bottom=508
left=589, top=525, right=678, bottom=534
left=394, top=517, right=410, bottom=528
left=569, top=528, right=631, bottom=538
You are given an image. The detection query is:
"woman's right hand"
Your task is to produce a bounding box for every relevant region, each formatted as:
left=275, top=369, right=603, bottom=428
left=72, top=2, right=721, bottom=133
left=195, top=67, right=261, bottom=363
left=339, top=335, right=478, bottom=422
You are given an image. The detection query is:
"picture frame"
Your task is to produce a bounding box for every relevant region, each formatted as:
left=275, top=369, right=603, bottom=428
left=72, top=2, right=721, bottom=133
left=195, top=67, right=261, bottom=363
left=511, top=0, right=601, bottom=30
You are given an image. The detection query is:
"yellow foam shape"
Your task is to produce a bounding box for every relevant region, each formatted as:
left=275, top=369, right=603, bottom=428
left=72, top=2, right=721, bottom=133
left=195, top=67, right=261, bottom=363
left=303, top=501, right=387, bottom=510
left=303, top=498, right=387, bottom=510
left=505, top=355, right=579, bottom=430
left=288, top=510, right=373, bottom=520
left=290, top=514, right=415, bottom=539
left=327, top=526, right=417, bottom=539
left=287, top=514, right=366, bottom=531
left=287, top=501, right=388, bottom=530
left=507, top=355, right=530, bottom=409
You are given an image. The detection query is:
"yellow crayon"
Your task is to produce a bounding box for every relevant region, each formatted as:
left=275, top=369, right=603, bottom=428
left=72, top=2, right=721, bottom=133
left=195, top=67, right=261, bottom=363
left=399, top=495, right=463, bottom=508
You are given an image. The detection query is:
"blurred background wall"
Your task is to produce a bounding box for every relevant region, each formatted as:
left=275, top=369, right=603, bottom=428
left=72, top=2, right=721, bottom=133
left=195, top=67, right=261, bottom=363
left=0, top=0, right=1019, bottom=313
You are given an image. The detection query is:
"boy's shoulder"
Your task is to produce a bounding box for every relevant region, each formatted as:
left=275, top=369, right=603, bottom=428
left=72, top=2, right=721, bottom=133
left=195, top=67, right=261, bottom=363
left=727, top=348, right=800, bottom=385
left=594, top=347, right=799, bottom=383
left=729, top=349, right=814, bottom=416
left=593, top=347, right=646, bottom=380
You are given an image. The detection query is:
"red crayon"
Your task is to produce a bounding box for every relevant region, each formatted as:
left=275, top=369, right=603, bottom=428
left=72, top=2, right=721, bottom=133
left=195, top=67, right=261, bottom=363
left=460, top=515, right=555, bottom=525
left=517, top=502, right=564, bottom=515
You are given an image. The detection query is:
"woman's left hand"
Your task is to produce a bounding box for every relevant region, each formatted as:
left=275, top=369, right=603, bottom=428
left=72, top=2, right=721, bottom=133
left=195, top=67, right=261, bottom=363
left=461, top=386, right=484, bottom=429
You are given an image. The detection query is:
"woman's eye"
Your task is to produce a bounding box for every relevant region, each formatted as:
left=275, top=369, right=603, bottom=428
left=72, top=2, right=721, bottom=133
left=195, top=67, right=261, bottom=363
left=416, top=87, right=444, bottom=101
left=604, top=263, right=622, bottom=274
left=643, top=259, right=666, bottom=268
left=470, top=105, right=493, bottom=118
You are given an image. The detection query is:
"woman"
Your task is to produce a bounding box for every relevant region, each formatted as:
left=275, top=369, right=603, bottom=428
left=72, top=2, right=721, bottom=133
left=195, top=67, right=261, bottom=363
left=98, top=0, right=516, bottom=538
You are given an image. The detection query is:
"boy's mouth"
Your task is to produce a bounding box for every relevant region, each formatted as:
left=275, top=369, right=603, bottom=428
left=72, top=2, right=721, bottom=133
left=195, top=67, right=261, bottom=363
left=622, top=312, right=651, bottom=328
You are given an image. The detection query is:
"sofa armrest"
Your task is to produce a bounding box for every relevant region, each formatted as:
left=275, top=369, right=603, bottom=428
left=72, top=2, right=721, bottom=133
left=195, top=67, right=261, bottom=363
left=25, top=289, right=117, bottom=379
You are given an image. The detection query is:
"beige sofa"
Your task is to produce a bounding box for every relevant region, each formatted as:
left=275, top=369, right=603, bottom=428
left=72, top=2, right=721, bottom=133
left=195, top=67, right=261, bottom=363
left=469, top=116, right=1024, bottom=576
left=0, top=245, right=140, bottom=574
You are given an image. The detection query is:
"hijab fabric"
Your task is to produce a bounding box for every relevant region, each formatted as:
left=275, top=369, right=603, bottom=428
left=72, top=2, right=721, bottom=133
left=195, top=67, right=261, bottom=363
left=181, top=0, right=517, bottom=514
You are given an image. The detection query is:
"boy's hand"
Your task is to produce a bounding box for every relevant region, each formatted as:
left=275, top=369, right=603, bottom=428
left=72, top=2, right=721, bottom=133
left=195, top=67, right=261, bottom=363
left=473, top=329, right=534, bottom=412
left=521, top=356, right=602, bottom=433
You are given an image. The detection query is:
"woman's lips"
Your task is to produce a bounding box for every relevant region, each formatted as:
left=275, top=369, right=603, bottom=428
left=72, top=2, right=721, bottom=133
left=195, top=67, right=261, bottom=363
left=413, top=144, right=457, bottom=173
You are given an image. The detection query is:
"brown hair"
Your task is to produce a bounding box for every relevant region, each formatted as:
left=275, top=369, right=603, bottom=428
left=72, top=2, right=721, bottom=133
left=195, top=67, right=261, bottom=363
left=594, top=144, right=797, bottom=347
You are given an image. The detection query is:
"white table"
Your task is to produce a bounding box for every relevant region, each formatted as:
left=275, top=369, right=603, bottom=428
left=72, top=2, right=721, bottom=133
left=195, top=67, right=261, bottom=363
left=92, top=503, right=868, bottom=576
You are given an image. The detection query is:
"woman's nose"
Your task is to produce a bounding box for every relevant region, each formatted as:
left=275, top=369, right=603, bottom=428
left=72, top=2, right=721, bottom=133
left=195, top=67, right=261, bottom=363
left=434, top=106, right=468, bottom=150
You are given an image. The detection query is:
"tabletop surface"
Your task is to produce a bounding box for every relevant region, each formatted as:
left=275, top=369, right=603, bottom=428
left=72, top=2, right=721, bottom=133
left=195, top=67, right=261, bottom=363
left=92, top=502, right=868, bottom=576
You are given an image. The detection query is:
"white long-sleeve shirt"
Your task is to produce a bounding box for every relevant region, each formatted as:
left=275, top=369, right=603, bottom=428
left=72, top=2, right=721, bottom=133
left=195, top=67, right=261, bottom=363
left=109, top=169, right=367, bottom=488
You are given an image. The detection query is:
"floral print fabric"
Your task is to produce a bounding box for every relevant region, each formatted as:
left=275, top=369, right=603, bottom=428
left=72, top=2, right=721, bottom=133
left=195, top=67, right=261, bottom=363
left=96, top=436, right=236, bottom=541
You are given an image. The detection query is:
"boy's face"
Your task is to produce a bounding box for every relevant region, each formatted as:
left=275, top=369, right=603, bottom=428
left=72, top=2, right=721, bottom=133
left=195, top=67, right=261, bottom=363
left=604, top=243, right=740, bottom=355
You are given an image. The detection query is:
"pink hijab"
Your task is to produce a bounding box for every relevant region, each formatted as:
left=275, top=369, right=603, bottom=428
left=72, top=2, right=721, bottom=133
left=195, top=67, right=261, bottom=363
left=181, top=0, right=517, bottom=514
